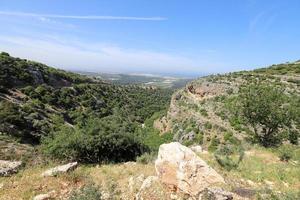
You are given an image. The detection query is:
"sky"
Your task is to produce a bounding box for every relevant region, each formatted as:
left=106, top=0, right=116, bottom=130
left=0, top=0, right=300, bottom=77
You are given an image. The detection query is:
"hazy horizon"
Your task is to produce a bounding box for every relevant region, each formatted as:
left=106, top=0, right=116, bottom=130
left=1, top=0, right=300, bottom=75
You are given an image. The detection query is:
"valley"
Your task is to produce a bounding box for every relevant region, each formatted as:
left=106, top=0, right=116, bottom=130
left=0, top=53, right=300, bottom=200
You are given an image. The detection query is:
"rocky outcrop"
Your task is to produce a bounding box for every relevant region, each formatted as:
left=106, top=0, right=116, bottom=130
left=0, top=160, right=22, bottom=176
left=187, top=82, right=227, bottom=99
left=155, top=142, right=225, bottom=197
left=42, top=162, right=78, bottom=177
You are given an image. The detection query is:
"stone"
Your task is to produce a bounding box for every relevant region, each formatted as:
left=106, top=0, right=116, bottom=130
left=190, top=145, right=202, bottom=153
left=42, top=162, right=78, bottom=177
left=0, top=160, right=22, bottom=176
left=155, top=142, right=224, bottom=197
left=128, top=174, right=145, bottom=192
left=199, top=188, right=233, bottom=200
left=135, top=176, right=159, bottom=199
left=33, top=190, right=55, bottom=200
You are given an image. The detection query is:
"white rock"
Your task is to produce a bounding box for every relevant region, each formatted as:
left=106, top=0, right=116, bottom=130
left=190, top=145, right=202, bottom=153
left=155, top=142, right=225, bottom=197
left=128, top=174, right=145, bottom=192
left=0, top=160, right=22, bottom=176
left=33, top=194, right=51, bottom=200
left=135, top=176, right=159, bottom=200
left=170, top=193, right=178, bottom=199
left=33, top=191, right=55, bottom=200
left=42, top=162, right=78, bottom=177
left=140, top=176, right=158, bottom=191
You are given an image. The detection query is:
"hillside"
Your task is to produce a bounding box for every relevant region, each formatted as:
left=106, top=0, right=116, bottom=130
left=0, top=52, right=172, bottom=161
left=151, top=61, right=300, bottom=198
left=157, top=61, right=300, bottom=145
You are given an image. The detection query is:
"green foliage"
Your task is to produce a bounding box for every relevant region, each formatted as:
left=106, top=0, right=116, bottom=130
left=278, top=145, right=294, bottom=162
left=199, top=108, right=208, bottom=117
left=214, top=144, right=244, bottom=171
left=208, top=137, right=220, bottom=152
left=41, top=122, right=148, bottom=163
left=194, top=132, right=204, bottom=145
left=0, top=54, right=172, bottom=147
left=68, top=184, right=102, bottom=200
left=138, top=111, right=173, bottom=151
left=223, top=132, right=240, bottom=145
left=238, top=82, right=298, bottom=147
left=204, top=122, right=213, bottom=130
left=136, top=152, right=156, bottom=164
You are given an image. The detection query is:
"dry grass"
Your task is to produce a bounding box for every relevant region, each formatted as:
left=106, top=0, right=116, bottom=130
left=1, top=147, right=299, bottom=199
left=0, top=162, right=171, bottom=200
left=198, top=147, right=300, bottom=196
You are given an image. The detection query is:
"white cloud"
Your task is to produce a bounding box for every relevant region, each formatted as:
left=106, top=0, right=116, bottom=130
left=0, top=11, right=167, bottom=21
left=0, top=35, right=208, bottom=75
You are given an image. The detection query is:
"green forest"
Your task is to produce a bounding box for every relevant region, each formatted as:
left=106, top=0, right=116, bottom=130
left=0, top=52, right=173, bottom=163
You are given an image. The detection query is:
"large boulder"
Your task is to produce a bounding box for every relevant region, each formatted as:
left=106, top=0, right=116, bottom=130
left=0, top=160, right=22, bottom=176
left=155, top=142, right=225, bottom=197
left=42, top=162, right=78, bottom=177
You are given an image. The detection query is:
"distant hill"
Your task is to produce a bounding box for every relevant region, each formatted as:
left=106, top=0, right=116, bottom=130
left=77, top=71, right=193, bottom=89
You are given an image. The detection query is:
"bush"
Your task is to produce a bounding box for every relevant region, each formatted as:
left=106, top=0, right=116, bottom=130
left=214, top=144, right=244, bottom=171
left=278, top=145, right=293, bottom=162
left=208, top=137, right=220, bottom=152
left=136, top=152, right=156, bottom=164
left=224, top=132, right=240, bottom=145
left=68, top=184, right=102, bottom=200
left=42, top=125, right=148, bottom=163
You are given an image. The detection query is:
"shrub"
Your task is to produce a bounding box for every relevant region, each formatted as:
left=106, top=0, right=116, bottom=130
left=288, top=130, right=299, bottom=145
left=68, top=184, right=102, bottom=200
left=41, top=125, right=148, bottom=163
left=278, top=145, right=293, bottom=162
left=214, top=144, right=244, bottom=171
left=204, top=122, right=213, bottom=130
left=136, top=152, right=156, bottom=164
left=199, top=108, right=208, bottom=117
left=208, top=137, right=220, bottom=152
left=195, top=133, right=204, bottom=145
left=224, top=132, right=241, bottom=145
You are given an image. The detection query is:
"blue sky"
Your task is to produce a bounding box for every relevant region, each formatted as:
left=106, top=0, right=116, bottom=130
left=0, top=0, right=300, bottom=76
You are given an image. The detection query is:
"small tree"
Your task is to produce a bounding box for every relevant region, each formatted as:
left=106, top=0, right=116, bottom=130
left=239, top=83, right=295, bottom=147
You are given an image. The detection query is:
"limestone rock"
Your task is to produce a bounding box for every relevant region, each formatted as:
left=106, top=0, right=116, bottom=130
left=199, top=188, right=233, bottom=200
left=128, top=174, right=145, bottom=192
left=135, top=176, right=159, bottom=200
left=190, top=145, right=202, bottom=153
left=33, top=190, right=55, bottom=200
left=0, top=160, right=22, bottom=176
left=155, top=142, right=224, bottom=197
left=42, top=162, right=78, bottom=177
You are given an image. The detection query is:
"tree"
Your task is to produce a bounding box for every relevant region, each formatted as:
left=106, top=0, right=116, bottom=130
left=239, top=83, right=296, bottom=147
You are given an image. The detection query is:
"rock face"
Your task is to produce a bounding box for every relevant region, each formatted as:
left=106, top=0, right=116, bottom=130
left=42, top=162, right=78, bottom=177
left=155, top=142, right=224, bottom=197
left=0, top=160, right=22, bottom=176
